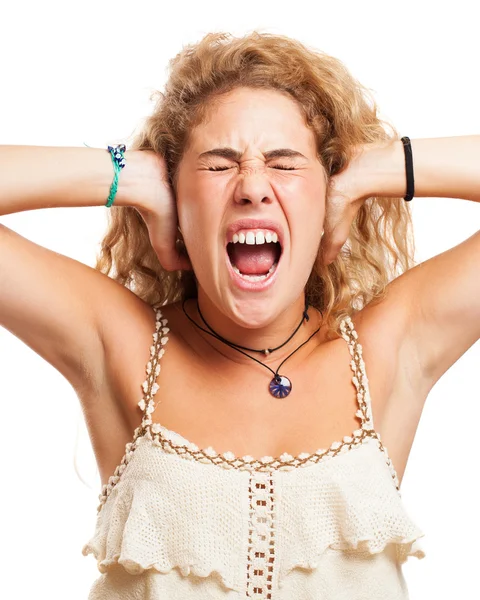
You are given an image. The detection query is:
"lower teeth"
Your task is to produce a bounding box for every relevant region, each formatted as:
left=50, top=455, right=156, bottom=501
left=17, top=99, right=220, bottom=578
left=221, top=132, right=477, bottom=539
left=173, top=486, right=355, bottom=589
left=232, top=262, right=277, bottom=281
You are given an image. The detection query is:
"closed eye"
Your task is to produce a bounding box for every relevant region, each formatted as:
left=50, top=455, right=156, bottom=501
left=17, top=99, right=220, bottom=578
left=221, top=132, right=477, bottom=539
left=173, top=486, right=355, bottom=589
left=208, top=164, right=297, bottom=172
left=271, top=164, right=297, bottom=170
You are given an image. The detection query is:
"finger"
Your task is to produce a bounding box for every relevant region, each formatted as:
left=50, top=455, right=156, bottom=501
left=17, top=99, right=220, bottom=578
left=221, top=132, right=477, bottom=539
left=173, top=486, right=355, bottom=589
left=162, top=256, right=192, bottom=272
left=321, top=200, right=357, bottom=264
left=321, top=229, right=348, bottom=265
left=137, top=209, right=190, bottom=272
left=156, top=240, right=193, bottom=272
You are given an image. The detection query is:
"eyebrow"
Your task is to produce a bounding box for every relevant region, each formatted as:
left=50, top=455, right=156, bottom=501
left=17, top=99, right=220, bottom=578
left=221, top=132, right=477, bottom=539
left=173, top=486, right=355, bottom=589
left=198, top=147, right=308, bottom=161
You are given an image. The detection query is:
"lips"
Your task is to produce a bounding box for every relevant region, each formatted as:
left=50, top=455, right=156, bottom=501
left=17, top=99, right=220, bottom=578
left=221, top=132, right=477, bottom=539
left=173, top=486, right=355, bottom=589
left=225, top=218, right=284, bottom=247
left=223, top=218, right=285, bottom=289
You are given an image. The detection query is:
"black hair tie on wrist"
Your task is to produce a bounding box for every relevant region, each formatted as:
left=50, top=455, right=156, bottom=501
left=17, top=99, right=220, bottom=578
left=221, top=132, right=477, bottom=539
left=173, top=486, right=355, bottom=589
left=400, top=136, right=415, bottom=201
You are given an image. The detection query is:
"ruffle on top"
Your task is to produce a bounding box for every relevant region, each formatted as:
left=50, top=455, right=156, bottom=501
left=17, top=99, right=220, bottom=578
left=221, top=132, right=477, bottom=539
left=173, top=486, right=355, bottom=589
left=82, top=431, right=425, bottom=593
left=272, top=437, right=425, bottom=580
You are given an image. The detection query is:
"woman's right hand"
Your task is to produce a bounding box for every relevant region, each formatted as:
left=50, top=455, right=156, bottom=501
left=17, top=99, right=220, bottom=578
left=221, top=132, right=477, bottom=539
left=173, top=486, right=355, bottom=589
left=120, top=149, right=192, bottom=272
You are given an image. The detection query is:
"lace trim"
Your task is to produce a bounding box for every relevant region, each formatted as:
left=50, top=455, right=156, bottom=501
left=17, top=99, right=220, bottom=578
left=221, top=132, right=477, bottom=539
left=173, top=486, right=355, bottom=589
left=148, top=421, right=375, bottom=472
left=247, top=471, right=276, bottom=598
left=96, top=310, right=400, bottom=512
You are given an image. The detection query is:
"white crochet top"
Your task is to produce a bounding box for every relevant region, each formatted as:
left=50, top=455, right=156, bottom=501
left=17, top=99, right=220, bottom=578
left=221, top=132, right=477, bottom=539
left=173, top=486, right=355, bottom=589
left=82, top=305, right=426, bottom=599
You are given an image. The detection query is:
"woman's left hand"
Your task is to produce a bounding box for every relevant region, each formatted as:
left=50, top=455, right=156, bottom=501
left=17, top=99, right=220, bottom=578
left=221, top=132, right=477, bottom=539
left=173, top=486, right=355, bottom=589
left=320, top=144, right=373, bottom=265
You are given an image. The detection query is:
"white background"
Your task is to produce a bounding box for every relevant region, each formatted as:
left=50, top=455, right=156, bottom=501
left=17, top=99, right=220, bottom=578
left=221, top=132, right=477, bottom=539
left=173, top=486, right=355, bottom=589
left=1, top=0, right=479, bottom=598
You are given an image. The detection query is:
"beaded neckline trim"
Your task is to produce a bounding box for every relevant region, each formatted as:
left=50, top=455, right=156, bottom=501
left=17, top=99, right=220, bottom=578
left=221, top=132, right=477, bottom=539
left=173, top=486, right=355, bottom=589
left=146, top=419, right=378, bottom=472
left=95, top=306, right=401, bottom=512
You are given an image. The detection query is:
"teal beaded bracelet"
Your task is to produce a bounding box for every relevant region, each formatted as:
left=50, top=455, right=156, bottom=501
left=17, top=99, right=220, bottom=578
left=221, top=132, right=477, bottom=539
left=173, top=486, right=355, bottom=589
left=106, top=144, right=126, bottom=207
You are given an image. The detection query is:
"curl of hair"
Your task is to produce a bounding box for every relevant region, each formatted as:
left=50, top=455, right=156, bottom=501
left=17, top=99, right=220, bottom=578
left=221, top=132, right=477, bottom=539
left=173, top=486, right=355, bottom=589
left=96, top=31, right=416, bottom=337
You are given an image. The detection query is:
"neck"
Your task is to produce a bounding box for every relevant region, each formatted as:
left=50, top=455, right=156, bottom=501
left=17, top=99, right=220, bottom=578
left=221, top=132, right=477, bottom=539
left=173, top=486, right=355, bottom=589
left=184, top=290, right=321, bottom=366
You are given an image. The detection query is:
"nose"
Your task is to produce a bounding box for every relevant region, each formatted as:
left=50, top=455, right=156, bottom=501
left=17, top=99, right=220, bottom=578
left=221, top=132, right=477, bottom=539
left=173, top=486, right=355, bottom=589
left=233, top=167, right=274, bottom=206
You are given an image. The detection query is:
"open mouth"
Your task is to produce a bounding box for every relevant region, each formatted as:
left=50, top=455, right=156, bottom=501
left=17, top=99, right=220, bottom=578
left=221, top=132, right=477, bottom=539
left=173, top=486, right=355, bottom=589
left=226, top=231, right=282, bottom=282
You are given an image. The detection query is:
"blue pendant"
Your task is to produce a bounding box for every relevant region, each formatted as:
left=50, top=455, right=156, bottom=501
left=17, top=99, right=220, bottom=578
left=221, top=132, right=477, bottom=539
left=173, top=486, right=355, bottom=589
left=269, top=375, right=292, bottom=398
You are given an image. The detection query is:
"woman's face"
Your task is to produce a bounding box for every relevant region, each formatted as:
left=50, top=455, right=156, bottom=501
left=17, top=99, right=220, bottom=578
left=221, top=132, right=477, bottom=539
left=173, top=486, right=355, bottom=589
left=176, top=86, right=327, bottom=327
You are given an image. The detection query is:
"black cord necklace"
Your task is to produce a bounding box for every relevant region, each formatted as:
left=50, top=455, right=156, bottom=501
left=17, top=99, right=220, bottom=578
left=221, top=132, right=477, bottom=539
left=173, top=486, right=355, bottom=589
left=182, top=298, right=322, bottom=399
left=196, top=298, right=310, bottom=356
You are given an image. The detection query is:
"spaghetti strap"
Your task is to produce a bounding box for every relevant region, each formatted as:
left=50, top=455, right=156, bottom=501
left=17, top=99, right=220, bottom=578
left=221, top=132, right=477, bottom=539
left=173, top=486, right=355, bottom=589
left=339, top=315, right=375, bottom=432
left=338, top=315, right=403, bottom=491
left=137, top=304, right=171, bottom=429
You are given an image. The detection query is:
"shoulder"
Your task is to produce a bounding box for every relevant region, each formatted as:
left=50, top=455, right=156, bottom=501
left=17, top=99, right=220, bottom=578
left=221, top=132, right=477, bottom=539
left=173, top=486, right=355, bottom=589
left=95, top=293, right=185, bottom=382
left=93, top=294, right=188, bottom=400
left=75, top=271, right=187, bottom=412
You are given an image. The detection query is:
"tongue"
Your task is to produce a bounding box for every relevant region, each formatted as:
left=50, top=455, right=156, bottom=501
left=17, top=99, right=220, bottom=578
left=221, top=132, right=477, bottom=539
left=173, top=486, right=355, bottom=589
left=229, top=243, right=277, bottom=275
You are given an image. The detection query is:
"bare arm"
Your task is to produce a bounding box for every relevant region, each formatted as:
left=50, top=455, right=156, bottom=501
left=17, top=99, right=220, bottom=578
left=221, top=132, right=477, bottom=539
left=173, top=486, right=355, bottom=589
left=0, top=145, right=132, bottom=214
left=364, top=136, right=480, bottom=390
left=0, top=145, right=181, bottom=392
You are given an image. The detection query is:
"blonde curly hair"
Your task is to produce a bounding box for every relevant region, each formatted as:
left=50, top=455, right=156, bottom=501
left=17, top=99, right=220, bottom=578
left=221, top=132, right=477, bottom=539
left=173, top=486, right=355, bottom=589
left=96, top=31, right=415, bottom=336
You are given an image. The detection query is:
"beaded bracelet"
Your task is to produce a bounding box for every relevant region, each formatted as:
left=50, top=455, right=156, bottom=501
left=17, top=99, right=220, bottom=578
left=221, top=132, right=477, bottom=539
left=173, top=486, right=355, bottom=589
left=106, top=144, right=126, bottom=207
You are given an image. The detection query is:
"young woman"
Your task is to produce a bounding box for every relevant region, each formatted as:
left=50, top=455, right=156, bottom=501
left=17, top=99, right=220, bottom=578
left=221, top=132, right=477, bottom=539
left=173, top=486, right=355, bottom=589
left=2, top=31, right=479, bottom=599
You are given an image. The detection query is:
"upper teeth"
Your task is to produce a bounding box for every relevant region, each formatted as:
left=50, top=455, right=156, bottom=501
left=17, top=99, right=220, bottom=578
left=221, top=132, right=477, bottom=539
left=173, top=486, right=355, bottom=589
left=231, top=230, right=279, bottom=245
